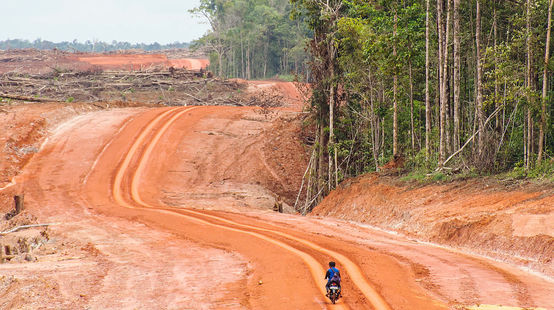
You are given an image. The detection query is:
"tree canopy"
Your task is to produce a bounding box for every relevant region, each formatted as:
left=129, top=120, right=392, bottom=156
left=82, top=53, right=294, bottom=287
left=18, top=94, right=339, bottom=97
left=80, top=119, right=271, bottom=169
left=0, top=39, right=189, bottom=52
left=191, top=0, right=310, bottom=79
left=291, top=0, right=554, bottom=212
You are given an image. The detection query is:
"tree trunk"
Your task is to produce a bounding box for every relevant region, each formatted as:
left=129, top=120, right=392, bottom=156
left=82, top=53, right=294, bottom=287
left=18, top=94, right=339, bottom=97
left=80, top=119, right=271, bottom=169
left=538, top=0, right=554, bottom=164
left=476, top=0, right=485, bottom=160
left=494, top=8, right=500, bottom=131
left=438, top=0, right=446, bottom=165
left=425, top=0, right=431, bottom=163
left=393, top=10, right=399, bottom=157
left=368, top=69, right=380, bottom=171
left=247, top=41, right=251, bottom=80
left=444, top=0, right=452, bottom=156
left=409, top=60, right=416, bottom=153
left=218, top=50, right=224, bottom=77
left=329, top=47, right=336, bottom=190
left=317, top=121, right=325, bottom=200
left=453, top=0, right=461, bottom=150
left=264, top=36, right=268, bottom=78
left=526, top=0, right=533, bottom=169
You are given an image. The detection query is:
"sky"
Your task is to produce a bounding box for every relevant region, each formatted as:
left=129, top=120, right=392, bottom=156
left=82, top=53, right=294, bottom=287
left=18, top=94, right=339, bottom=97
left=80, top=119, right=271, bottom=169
left=0, top=0, right=211, bottom=44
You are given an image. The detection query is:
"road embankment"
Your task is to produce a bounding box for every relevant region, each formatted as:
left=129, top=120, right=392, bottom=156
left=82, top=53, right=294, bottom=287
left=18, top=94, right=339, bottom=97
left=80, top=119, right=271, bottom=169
left=312, top=174, right=554, bottom=278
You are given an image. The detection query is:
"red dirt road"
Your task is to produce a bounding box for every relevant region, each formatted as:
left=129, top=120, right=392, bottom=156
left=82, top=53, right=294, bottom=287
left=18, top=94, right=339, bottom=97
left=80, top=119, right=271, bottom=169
left=1, top=85, right=553, bottom=309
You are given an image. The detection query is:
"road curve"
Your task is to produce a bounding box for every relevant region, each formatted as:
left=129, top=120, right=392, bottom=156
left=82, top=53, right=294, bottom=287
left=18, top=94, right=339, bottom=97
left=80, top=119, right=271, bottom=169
left=13, top=104, right=553, bottom=309
left=110, top=105, right=389, bottom=309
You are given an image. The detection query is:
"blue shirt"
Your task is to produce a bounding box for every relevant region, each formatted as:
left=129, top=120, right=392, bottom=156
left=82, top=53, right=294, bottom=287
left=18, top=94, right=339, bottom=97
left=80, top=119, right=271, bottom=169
left=325, top=267, right=341, bottom=283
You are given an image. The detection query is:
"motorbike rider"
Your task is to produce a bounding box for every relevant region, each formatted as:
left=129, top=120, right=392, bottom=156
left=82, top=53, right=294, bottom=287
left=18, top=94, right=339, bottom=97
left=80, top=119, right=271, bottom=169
left=325, top=261, right=341, bottom=296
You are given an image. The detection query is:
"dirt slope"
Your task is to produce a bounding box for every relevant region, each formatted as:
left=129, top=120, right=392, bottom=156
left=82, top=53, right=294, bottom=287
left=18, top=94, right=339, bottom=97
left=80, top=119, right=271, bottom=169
left=312, top=174, right=554, bottom=277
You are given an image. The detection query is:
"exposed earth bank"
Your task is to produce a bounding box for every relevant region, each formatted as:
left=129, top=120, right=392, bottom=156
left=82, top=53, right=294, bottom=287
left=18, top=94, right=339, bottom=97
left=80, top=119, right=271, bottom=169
left=312, top=174, right=554, bottom=277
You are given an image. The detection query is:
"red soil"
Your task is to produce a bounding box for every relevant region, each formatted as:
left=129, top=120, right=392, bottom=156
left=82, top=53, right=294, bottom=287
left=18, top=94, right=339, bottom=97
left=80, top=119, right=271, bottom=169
left=168, top=58, right=209, bottom=71
left=73, top=54, right=209, bottom=71
left=313, top=174, right=554, bottom=278
left=1, top=82, right=553, bottom=309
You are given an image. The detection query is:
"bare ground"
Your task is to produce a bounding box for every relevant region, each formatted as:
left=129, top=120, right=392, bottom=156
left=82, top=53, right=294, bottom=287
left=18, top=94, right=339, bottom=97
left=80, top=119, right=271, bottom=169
left=312, top=174, right=554, bottom=278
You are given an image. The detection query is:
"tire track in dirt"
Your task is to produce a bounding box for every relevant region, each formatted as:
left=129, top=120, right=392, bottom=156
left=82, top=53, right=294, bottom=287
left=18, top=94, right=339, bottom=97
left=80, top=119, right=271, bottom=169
left=310, top=218, right=541, bottom=308
left=82, top=113, right=138, bottom=186
left=112, top=107, right=187, bottom=206
left=108, top=106, right=391, bottom=309
left=180, top=208, right=392, bottom=310
left=110, top=106, right=349, bottom=309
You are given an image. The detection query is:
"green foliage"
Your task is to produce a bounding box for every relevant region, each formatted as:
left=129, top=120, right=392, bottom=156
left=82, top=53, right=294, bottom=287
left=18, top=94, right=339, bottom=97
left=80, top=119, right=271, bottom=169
left=294, top=0, right=554, bottom=188
left=192, top=0, right=309, bottom=79
left=66, top=97, right=74, bottom=103
left=505, top=159, right=554, bottom=180
left=276, top=74, right=295, bottom=82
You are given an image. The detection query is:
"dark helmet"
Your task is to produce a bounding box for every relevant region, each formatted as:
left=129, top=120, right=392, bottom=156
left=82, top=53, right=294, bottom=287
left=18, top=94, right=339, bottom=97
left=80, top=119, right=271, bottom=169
left=329, top=261, right=336, bottom=267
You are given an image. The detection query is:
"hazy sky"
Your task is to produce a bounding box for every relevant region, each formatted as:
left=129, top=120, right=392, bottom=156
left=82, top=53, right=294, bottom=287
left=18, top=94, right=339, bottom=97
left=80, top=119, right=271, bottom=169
left=0, top=0, right=211, bottom=44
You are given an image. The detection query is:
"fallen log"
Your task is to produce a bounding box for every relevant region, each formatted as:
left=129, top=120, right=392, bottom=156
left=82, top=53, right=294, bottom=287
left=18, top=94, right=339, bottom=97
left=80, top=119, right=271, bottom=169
left=0, top=223, right=58, bottom=235
left=0, top=93, right=61, bottom=102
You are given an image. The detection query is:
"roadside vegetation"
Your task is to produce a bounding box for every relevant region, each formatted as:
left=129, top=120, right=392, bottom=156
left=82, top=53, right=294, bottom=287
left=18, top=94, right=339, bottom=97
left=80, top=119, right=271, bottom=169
left=286, top=0, right=554, bottom=210
left=190, top=0, right=554, bottom=210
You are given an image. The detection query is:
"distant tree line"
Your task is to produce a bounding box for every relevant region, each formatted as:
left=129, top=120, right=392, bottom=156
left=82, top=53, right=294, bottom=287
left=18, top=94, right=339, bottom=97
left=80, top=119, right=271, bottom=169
left=0, top=38, right=189, bottom=52
left=289, top=0, right=554, bottom=210
left=191, top=0, right=310, bottom=79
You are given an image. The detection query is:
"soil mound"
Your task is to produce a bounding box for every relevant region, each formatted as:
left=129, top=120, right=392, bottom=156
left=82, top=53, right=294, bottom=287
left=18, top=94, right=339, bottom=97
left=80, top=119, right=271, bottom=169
left=312, top=174, right=554, bottom=277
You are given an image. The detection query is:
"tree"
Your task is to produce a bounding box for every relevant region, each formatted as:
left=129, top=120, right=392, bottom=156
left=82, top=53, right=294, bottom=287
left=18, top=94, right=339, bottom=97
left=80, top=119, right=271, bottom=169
left=425, top=0, right=431, bottom=163
left=192, top=0, right=309, bottom=79
left=476, top=0, right=485, bottom=160
left=453, top=0, right=461, bottom=150
left=538, top=0, right=553, bottom=164
left=291, top=0, right=554, bottom=210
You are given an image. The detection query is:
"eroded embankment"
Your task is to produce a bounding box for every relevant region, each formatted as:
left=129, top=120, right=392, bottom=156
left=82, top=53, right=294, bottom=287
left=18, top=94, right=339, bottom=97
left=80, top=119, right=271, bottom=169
left=312, top=174, right=554, bottom=277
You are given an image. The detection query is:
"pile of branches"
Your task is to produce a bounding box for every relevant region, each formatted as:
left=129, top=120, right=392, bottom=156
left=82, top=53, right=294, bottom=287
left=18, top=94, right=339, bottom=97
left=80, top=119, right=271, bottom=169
left=0, top=68, right=269, bottom=107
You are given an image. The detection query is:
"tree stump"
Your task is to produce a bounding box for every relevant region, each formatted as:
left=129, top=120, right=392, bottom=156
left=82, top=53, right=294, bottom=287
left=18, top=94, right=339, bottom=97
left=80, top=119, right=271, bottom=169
left=14, top=195, right=24, bottom=215
left=273, top=196, right=283, bottom=213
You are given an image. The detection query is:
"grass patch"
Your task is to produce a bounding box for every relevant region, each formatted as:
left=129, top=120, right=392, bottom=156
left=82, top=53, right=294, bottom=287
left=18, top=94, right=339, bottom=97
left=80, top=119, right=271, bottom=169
left=500, top=160, right=554, bottom=181
left=276, top=74, right=296, bottom=82
left=400, top=170, right=428, bottom=182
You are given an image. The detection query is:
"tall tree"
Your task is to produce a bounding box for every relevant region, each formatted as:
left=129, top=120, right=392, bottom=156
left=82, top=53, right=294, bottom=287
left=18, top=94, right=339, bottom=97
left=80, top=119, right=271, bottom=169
left=538, top=0, right=554, bottom=164
left=476, top=0, right=485, bottom=159
left=526, top=0, right=534, bottom=170
left=393, top=9, right=399, bottom=156
left=437, top=0, right=451, bottom=165
left=437, top=0, right=445, bottom=164
left=453, top=0, right=461, bottom=150
left=425, top=0, right=431, bottom=162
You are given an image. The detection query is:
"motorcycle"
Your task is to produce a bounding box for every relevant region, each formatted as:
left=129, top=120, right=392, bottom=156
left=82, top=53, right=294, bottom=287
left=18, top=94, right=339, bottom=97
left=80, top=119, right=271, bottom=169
left=328, top=281, right=341, bottom=304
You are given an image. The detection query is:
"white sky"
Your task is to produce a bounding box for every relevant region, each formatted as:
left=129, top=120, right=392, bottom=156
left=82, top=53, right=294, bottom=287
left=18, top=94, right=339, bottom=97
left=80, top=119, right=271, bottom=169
left=0, top=0, right=211, bottom=44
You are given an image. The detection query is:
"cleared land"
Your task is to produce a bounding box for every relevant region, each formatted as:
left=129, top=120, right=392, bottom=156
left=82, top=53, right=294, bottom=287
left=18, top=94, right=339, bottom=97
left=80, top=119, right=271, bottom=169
left=0, top=51, right=552, bottom=309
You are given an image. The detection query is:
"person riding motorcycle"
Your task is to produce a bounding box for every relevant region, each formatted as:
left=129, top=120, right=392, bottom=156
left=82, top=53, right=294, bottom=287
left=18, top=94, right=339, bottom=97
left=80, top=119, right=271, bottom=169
left=325, top=261, right=341, bottom=296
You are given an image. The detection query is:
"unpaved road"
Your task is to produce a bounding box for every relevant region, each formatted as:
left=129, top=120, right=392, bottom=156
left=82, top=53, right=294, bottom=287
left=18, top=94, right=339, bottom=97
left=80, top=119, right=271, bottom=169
left=1, top=84, right=553, bottom=309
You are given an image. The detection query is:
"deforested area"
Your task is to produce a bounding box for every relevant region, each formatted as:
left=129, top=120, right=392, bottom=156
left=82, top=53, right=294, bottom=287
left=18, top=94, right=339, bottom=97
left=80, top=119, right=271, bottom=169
left=1, top=0, right=554, bottom=309
left=0, top=68, right=244, bottom=106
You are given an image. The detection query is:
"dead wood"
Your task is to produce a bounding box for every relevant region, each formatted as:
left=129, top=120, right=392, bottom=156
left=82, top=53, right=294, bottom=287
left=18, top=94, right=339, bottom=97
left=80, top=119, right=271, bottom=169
left=0, top=93, right=60, bottom=102
left=0, top=67, right=277, bottom=108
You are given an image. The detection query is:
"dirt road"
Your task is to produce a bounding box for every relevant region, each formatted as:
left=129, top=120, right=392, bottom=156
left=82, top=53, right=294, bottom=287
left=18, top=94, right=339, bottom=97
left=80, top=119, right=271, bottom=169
left=1, top=85, right=553, bottom=309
